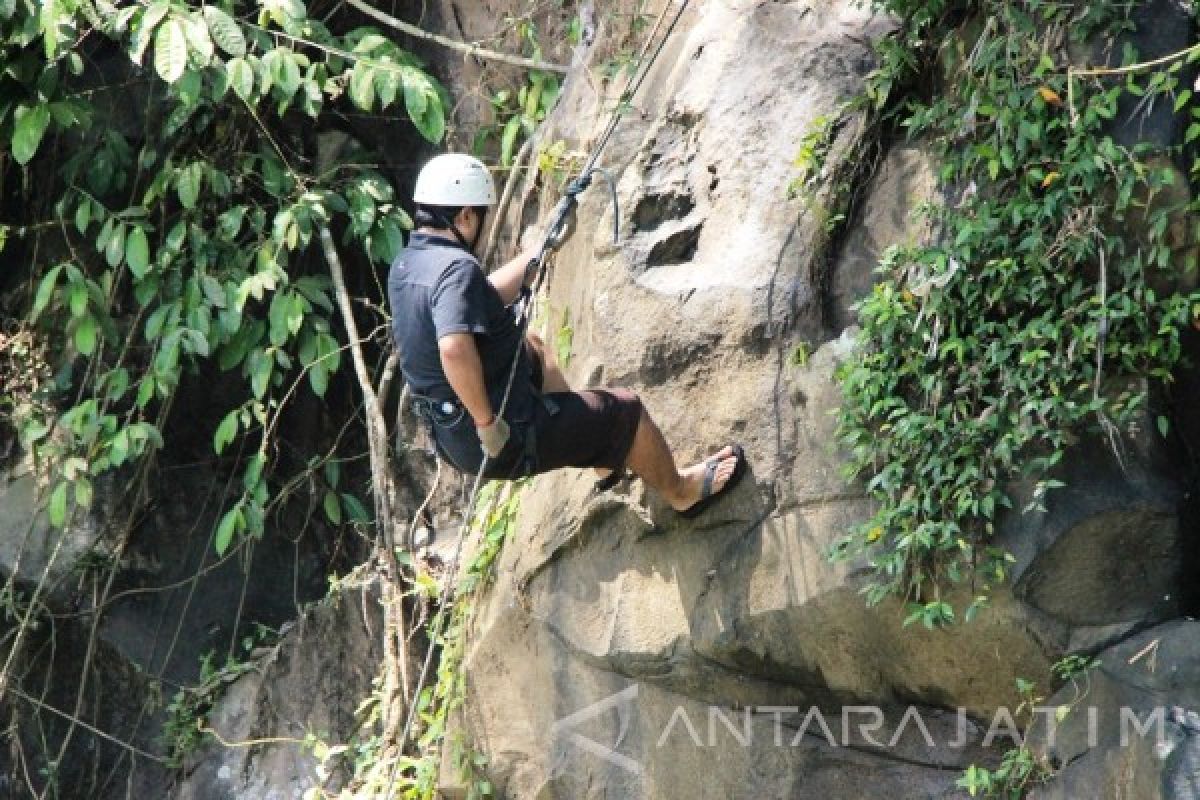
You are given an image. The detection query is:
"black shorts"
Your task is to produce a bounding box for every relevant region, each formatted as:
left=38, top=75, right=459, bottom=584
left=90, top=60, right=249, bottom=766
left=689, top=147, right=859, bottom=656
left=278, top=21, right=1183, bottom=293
left=482, top=346, right=643, bottom=480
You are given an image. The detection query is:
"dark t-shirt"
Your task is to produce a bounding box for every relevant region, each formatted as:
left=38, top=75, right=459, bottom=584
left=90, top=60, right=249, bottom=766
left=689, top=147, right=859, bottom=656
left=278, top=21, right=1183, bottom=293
left=388, top=232, right=533, bottom=469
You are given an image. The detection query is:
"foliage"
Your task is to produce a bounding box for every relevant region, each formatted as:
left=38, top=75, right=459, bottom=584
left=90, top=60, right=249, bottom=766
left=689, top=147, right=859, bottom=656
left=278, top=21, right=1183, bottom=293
left=554, top=307, right=573, bottom=368
left=958, top=655, right=1100, bottom=798
left=597, top=1, right=653, bottom=82
left=832, top=0, right=1200, bottom=619
left=3, top=0, right=445, bottom=559
left=536, top=138, right=586, bottom=191
left=304, top=481, right=523, bottom=799
left=474, top=18, right=561, bottom=168
left=162, top=625, right=278, bottom=767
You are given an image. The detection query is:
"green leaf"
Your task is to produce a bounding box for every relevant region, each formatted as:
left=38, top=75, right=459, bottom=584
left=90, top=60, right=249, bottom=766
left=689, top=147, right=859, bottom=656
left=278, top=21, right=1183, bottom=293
left=348, top=65, right=375, bottom=110
left=105, top=223, right=126, bottom=268
left=74, top=198, right=91, bottom=234
left=131, top=2, right=169, bottom=63
left=177, top=162, right=203, bottom=209
left=109, top=429, right=130, bottom=466
left=125, top=226, right=150, bottom=278
left=272, top=50, right=302, bottom=97
left=323, top=490, right=342, bottom=524
left=154, top=17, right=189, bottom=84
left=183, top=13, right=214, bottom=66
left=32, top=265, right=63, bottom=319
left=500, top=117, right=521, bottom=166
left=48, top=481, right=69, bottom=528
left=202, top=6, right=245, bottom=57
left=268, top=291, right=291, bottom=346
left=75, top=315, right=98, bottom=355
left=375, top=67, right=399, bottom=108
left=74, top=477, right=93, bottom=510
left=136, top=376, right=155, bottom=408
left=215, top=506, right=241, bottom=556
left=402, top=69, right=428, bottom=117
left=341, top=492, right=370, bottom=523
left=1157, top=415, right=1170, bottom=438
left=411, top=94, right=445, bottom=143
left=39, top=0, right=61, bottom=58
left=213, top=409, right=239, bottom=454
left=68, top=283, right=87, bottom=317
left=248, top=349, right=273, bottom=398
left=243, top=451, right=266, bottom=492
left=351, top=33, right=389, bottom=55
left=309, top=363, right=329, bottom=397
left=226, top=57, right=255, bottom=99
left=12, top=104, right=51, bottom=165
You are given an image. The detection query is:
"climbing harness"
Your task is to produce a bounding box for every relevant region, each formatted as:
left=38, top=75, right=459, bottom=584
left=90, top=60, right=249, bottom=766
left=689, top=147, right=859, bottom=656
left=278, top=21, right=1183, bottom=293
left=391, top=0, right=695, bottom=773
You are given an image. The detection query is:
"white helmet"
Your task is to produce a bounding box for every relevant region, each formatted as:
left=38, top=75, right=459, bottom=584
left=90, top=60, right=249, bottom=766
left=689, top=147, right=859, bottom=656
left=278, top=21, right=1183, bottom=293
left=413, top=154, right=497, bottom=207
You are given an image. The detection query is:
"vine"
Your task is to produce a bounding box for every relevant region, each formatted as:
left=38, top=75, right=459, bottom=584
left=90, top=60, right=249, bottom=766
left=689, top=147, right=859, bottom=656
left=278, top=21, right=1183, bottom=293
left=957, top=655, right=1101, bottom=797
left=832, top=0, right=1200, bottom=622
left=304, top=481, right=523, bottom=800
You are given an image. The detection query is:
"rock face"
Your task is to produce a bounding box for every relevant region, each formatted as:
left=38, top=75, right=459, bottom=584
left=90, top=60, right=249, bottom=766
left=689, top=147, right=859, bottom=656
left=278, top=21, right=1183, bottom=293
left=1030, top=622, right=1200, bottom=800
left=0, top=460, right=339, bottom=796
left=169, top=585, right=384, bottom=800
left=445, top=1, right=1200, bottom=798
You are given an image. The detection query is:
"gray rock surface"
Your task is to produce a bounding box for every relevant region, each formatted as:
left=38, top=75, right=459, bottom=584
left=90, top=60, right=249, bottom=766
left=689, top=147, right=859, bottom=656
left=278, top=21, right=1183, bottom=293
left=446, top=1, right=1200, bottom=798
left=1030, top=621, right=1200, bottom=800
left=169, top=585, right=385, bottom=800
left=0, top=453, right=112, bottom=603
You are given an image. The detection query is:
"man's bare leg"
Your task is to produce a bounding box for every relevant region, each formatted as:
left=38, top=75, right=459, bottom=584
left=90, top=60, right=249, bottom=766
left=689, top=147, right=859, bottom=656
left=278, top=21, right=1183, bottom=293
left=526, top=333, right=739, bottom=506
left=624, top=409, right=740, bottom=512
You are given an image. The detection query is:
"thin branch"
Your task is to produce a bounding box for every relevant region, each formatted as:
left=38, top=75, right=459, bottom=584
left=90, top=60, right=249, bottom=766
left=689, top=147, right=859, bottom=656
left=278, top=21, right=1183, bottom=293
left=319, top=226, right=412, bottom=727
left=7, top=686, right=168, bottom=764
left=1067, top=41, right=1200, bottom=125
left=197, top=722, right=307, bottom=750
left=342, top=0, right=569, bottom=74
left=482, top=137, right=535, bottom=266
left=377, top=350, right=401, bottom=410
left=1071, top=41, right=1200, bottom=79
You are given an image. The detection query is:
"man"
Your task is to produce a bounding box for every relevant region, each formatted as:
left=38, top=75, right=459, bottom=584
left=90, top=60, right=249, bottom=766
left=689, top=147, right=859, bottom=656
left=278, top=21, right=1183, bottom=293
left=388, top=154, right=746, bottom=517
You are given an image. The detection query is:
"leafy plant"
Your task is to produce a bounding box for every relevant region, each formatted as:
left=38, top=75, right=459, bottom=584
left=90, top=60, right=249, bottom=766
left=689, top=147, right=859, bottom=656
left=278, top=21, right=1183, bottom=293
left=161, top=623, right=281, bottom=766
left=958, top=656, right=1100, bottom=798
left=302, top=482, right=523, bottom=799
left=833, top=0, right=1200, bottom=620
left=5, top=0, right=443, bottom=560
left=474, top=19, right=561, bottom=167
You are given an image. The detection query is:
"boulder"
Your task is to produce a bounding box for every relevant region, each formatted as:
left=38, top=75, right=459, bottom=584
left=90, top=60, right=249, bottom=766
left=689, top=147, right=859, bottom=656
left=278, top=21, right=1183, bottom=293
left=1031, top=621, right=1200, bottom=800
left=170, top=584, right=385, bottom=800
left=457, top=602, right=989, bottom=799
left=0, top=453, right=113, bottom=605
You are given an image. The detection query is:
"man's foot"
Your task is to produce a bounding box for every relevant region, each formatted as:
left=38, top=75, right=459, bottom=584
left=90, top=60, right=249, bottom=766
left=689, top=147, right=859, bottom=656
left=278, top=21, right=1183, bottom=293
left=670, top=445, right=747, bottom=517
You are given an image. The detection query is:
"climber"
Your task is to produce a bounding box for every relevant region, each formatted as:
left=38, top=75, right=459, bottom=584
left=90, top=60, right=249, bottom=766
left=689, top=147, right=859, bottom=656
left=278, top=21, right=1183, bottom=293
left=388, top=154, right=748, bottom=517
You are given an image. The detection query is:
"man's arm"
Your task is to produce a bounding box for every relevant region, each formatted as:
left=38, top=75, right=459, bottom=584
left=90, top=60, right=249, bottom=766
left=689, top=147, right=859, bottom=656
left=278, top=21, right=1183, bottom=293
left=438, top=333, right=494, bottom=425
left=486, top=247, right=541, bottom=306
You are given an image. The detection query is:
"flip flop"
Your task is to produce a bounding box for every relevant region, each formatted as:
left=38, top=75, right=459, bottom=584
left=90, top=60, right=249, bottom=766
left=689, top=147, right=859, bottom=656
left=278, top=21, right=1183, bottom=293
left=677, top=444, right=747, bottom=519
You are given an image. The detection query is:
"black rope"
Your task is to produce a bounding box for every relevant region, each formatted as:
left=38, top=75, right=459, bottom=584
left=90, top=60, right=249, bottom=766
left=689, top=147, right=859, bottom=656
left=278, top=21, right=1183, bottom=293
left=580, top=0, right=693, bottom=178
left=389, top=0, right=696, bottom=783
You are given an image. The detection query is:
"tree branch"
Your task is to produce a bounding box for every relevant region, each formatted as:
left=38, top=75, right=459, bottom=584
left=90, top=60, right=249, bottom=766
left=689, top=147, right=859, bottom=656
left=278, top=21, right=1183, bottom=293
left=320, top=226, right=413, bottom=729
left=343, top=0, right=569, bottom=74
left=482, top=137, right=535, bottom=265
